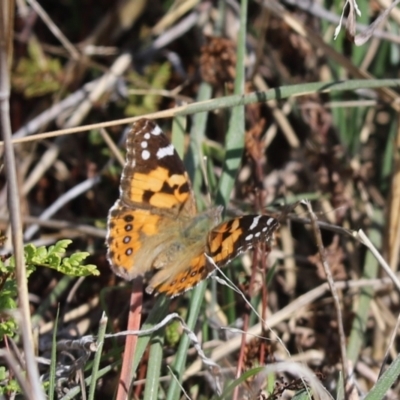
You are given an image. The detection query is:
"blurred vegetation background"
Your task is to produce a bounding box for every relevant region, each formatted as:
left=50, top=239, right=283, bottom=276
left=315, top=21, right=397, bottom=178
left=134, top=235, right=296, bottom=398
left=2, top=0, right=400, bottom=399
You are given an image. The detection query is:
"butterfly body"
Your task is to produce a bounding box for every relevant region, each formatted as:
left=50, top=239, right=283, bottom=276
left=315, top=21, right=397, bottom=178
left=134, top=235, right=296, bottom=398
left=106, top=119, right=279, bottom=297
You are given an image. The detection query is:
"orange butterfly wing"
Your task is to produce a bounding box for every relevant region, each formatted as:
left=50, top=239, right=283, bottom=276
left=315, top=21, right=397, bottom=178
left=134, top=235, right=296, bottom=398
left=106, top=118, right=279, bottom=297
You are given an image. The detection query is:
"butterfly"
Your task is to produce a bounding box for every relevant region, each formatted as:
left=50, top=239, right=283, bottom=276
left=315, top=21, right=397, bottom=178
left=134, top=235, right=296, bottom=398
left=106, top=118, right=279, bottom=297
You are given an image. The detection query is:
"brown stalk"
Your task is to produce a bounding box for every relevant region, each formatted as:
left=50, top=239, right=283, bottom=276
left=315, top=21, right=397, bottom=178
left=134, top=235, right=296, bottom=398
left=116, top=277, right=144, bottom=400
left=305, top=201, right=350, bottom=399
left=0, top=2, right=44, bottom=398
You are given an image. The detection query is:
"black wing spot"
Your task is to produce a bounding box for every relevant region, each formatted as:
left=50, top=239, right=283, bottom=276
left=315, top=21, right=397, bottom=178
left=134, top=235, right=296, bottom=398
left=124, top=215, right=134, bottom=222
left=125, top=224, right=133, bottom=232
left=179, top=182, right=190, bottom=194
left=143, top=190, right=155, bottom=203
left=160, top=181, right=175, bottom=194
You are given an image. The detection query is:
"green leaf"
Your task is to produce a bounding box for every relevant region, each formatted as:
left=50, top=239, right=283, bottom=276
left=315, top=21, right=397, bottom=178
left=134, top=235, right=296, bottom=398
left=46, top=253, right=62, bottom=268
left=11, top=54, right=63, bottom=98
left=35, top=246, right=48, bottom=261
left=24, top=240, right=100, bottom=277
left=24, top=243, right=37, bottom=262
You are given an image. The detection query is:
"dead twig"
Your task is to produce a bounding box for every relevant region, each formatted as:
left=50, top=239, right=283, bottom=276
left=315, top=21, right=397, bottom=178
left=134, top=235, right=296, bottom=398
left=304, top=201, right=350, bottom=398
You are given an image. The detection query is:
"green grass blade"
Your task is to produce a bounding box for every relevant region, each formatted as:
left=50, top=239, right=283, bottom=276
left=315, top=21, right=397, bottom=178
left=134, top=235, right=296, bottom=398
left=143, top=329, right=165, bottom=400
left=32, top=275, right=74, bottom=327
left=88, top=313, right=107, bottom=400
left=175, top=79, right=400, bottom=117
left=132, top=296, right=170, bottom=372
left=291, top=389, right=314, bottom=400
left=60, top=364, right=115, bottom=400
left=166, top=83, right=212, bottom=399
left=220, top=366, right=264, bottom=399
left=166, top=281, right=208, bottom=400
left=168, top=1, right=249, bottom=397
left=213, top=0, right=249, bottom=327
left=48, top=306, right=59, bottom=400
left=184, top=82, right=212, bottom=194
left=171, top=114, right=186, bottom=157
left=215, top=0, right=247, bottom=207
left=364, top=354, right=400, bottom=400
left=347, top=208, right=382, bottom=362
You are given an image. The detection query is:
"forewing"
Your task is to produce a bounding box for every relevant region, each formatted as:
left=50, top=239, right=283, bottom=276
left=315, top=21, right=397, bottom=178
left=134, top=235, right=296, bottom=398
left=119, top=118, right=196, bottom=217
left=208, top=215, right=279, bottom=267
left=106, top=119, right=196, bottom=280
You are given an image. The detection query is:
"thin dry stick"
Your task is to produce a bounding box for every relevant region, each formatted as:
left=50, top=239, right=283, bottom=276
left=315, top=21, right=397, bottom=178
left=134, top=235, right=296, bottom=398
left=11, top=80, right=97, bottom=140
left=99, top=127, right=126, bottom=167
left=304, top=201, right=349, bottom=397
left=354, top=0, right=400, bottom=46
left=8, top=6, right=198, bottom=144
left=167, top=366, right=192, bottom=400
left=0, top=79, right=398, bottom=147
left=0, top=215, right=106, bottom=238
left=65, top=311, right=221, bottom=373
left=66, top=53, right=132, bottom=128
left=22, top=144, right=60, bottom=195
left=20, top=128, right=122, bottom=246
left=184, top=276, right=396, bottom=378
left=282, top=0, right=400, bottom=44
left=210, top=258, right=289, bottom=356
left=151, top=0, right=199, bottom=35
left=386, top=113, right=400, bottom=272
left=357, top=229, right=400, bottom=293
left=0, top=4, right=44, bottom=398
left=254, top=74, right=300, bottom=148
left=233, top=312, right=249, bottom=400
left=265, top=0, right=400, bottom=112
left=23, top=176, right=101, bottom=241
left=14, top=51, right=132, bottom=213
left=378, top=311, right=400, bottom=378
left=26, top=0, right=79, bottom=59
left=291, top=215, right=400, bottom=292
left=0, top=350, right=32, bottom=397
